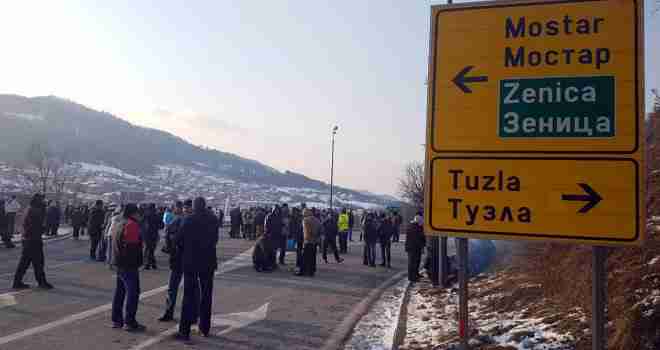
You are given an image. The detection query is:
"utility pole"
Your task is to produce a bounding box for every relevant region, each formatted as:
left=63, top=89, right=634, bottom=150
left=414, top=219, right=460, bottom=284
left=330, top=125, right=338, bottom=210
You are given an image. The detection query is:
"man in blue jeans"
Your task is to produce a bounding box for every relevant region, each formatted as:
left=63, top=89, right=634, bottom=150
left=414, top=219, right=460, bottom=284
left=111, top=204, right=146, bottom=332
left=158, top=200, right=194, bottom=322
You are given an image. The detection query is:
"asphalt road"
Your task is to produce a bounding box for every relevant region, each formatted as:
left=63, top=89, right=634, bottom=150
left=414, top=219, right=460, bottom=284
left=0, top=230, right=408, bottom=350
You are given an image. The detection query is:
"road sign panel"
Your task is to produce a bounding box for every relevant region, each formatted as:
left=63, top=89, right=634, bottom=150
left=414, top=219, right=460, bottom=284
left=427, top=157, right=640, bottom=244
left=429, top=0, right=641, bottom=154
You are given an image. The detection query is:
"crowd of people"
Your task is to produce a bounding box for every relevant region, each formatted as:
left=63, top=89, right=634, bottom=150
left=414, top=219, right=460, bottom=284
left=5, top=192, right=429, bottom=342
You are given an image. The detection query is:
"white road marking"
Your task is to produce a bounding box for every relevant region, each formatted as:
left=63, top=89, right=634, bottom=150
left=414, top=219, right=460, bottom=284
left=0, top=292, right=18, bottom=308
left=0, top=247, right=254, bottom=346
left=129, top=302, right=269, bottom=350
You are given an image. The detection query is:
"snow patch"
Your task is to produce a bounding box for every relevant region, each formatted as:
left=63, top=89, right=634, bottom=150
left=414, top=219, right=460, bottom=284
left=77, top=162, right=142, bottom=181
left=3, top=112, right=44, bottom=121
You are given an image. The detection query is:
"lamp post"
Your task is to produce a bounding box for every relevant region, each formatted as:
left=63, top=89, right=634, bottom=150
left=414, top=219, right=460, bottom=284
left=330, top=125, right=338, bottom=210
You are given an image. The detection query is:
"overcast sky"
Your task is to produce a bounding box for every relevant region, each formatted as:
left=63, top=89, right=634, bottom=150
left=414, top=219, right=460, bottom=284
left=0, top=1, right=657, bottom=196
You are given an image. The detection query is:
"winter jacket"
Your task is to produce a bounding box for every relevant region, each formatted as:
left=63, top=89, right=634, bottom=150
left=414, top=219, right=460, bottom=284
left=71, top=209, right=85, bottom=227
left=87, top=207, right=106, bottom=236
left=363, top=218, right=379, bottom=244
left=142, top=212, right=163, bottom=242
left=168, top=214, right=185, bottom=271
left=46, top=206, right=61, bottom=226
left=323, top=216, right=339, bottom=241
left=179, top=209, right=220, bottom=274
left=113, top=217, right=143, bottom=270
left=302, top=209, right=321, bottom=244
left=23, top=204, right=46, bottom=242
left=337, top=213, right=349, bottom=232
left=265, top=212, right=283, bottom=239
left=230, top=208, right=242, bottom=225
left=378, top=219, right=394, bottom=244
left=5, top=199, right=21, bottom=214
left=163, top=211, right=174, bottom=226
left=254, top=210, right=266, bottom=227
left=405, top=223, right=426, bottom=253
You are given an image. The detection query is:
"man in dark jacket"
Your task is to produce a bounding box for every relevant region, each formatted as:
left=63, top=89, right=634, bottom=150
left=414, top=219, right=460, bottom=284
left=46, top=202, right=61, bottom=237
left=1, top=199, right=15, bottom=248
left=177, top=197, right=219, bottom=340
left=229, top=207, right=242, bottom=238
left=405, top=214, right=426, bottom=283
left=158, top=200, right=191, bottom=322
left=265, top=206, right=284, bottom=266
left=289, top=207, right=304, bottom=269
left=378, top=214, right=394, bottom=268
left=322, top=213, right=343, bottom=264
left=142, top=204, right=163, bottom=270
left=70, top=206, right=83, bottom=240
left=362, top=213, right=378, bottom=267
left=12, top=194, right=53, bottom=289
left=88, top=200, right=106, bottom=260
left=111, top=203, right=146, bottom=332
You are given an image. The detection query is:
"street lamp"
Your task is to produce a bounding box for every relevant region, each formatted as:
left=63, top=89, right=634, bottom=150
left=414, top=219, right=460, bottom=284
left=330, top=125, right=339, bottom=210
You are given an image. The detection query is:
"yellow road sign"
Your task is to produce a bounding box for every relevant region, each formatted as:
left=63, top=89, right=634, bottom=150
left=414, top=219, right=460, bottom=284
left=424, top=0, right=645, bottom=245
left=427, top=157, right=640, bottom=244
left=429, top=0, right=642, bottom=154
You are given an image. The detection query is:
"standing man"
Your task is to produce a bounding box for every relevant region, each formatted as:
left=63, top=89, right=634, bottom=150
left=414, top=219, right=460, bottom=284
left=363, top=213, right=378, bottom=267
left=348, top=209, right=354, bottom=242
left=265, top=206, right=284, bottom=266
left=230, top=206, right=242, bottom=239
left=392, top=212, right=402, bottom=243
left=405, top=213, right=426, bottom=283
left=176, top=197, right=219, bottom=340
left=378, top=214, right=394, bottom=268
left=71, top=206, right=84, bottom=240
left=142, top=204, right=163, bottom=270
left=12, top=194, right=54, bottom=290
left=111, top=203, right=146, bottom=332
left=254, top=208, right=266, bottom=239
left=88, top=200, right=106, bottom=261
left=337, top=208, right=350, bottom=254
left=5, top=195, right=21, bottom=244
left=158, top=200, right=189, bottom=322
left=296, top=208, right=321, bottom=277
left=1, top=199, right=15, bottom=248
left=322, top=212, right=343, bottom=264
left=46, top=202, right=61, bottom=237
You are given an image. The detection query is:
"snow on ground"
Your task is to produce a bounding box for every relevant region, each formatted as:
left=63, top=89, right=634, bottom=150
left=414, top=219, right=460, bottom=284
left=77, top=162, right=142, bottom=181
left=2, top=112, right=44, bottom=121
left=344, top=278, right=409, bottom=350
left=400, top=274, right=580, bottom=350
left=649, top=256, right=660, bottom=266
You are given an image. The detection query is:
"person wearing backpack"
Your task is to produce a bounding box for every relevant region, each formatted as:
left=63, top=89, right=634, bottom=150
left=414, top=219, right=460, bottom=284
left=111, top=203, right=146, bottom=332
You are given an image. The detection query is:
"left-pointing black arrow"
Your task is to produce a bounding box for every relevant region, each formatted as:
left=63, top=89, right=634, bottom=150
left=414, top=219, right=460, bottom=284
left=452, top=65, right=488, bottom=93
left=561, top=183, right=603, bottom=214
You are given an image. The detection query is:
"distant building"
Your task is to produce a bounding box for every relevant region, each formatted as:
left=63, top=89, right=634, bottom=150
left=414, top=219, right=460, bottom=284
left=120, top=191, right=146, bottom=204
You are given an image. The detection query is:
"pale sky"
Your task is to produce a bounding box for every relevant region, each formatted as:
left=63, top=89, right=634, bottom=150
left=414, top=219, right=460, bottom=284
left=0, top=1, right=658, bottom=196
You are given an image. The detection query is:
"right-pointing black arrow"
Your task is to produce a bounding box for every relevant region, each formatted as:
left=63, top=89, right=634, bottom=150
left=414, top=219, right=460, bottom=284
left=562, top=183, right=603, bottom=214
left=452, top=65, right=488, bottom=93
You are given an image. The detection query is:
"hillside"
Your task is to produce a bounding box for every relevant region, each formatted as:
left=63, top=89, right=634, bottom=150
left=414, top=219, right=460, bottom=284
left=0, top=94, right=397, bottom=207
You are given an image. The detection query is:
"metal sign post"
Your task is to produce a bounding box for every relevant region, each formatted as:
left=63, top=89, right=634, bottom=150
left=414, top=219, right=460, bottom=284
left=457, top=238, right=469, bottom=349
left=592, top=246, right=608, bottom=350
left=431, top=237, right=440, bottom=286
left=440, top=236, right=449, bottom=287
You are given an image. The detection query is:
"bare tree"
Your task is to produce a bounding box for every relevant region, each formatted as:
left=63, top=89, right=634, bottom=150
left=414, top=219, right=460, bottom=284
left=398, top=161, right=425, bottom=209
left=21, top=142, right=57, bottom=194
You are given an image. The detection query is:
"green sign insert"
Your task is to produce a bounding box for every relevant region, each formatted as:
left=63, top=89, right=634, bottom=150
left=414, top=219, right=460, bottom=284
left=499, top=76, right=615, bottom=138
